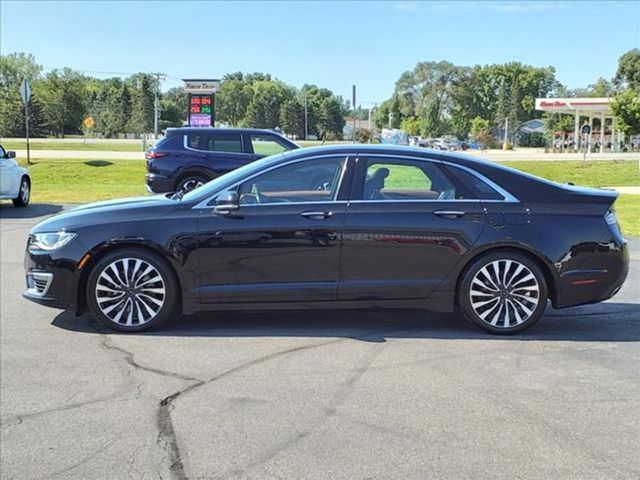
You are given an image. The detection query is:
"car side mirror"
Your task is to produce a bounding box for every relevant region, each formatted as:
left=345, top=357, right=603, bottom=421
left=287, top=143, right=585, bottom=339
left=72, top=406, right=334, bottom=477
left=6, top=151, right=16, bottom=159
left=213, top=191, right=239, bottom=215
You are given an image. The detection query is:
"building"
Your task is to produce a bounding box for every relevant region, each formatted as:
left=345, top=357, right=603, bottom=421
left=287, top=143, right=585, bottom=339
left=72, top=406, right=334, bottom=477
left=535, top=97, right=623, bottom=152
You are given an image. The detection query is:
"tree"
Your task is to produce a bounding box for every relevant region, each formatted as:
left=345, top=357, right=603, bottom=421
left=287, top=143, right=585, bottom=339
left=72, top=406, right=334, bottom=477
left=216, top=73, right=253, bottom=126
left=160, top=87, right=187, bottom=130
left=316, top=96, right=345, bottom=140
left=611, top=90, right=640, bottom=135
left=279, top=98, right=305, bottom=138
left=0, top=53, right=45, bottom=137
left=127, top=74, right=155, bottom=135
left=400, top=117, right=421, bottom=136
left=614, top=48, right=640, bottom=91
left=470, top=117, right=492, bottom=148
left=36, top=68, right=88, bottom=137
left=245, top=80, right=293, bottom=129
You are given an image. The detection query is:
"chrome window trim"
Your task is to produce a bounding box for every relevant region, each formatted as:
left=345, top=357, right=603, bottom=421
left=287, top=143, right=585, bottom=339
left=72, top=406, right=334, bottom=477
left=182, top=133, right=246, bottom=155
left=357, top=153, right=519, bottom=203
left=192, top=154, right=350, bottom=209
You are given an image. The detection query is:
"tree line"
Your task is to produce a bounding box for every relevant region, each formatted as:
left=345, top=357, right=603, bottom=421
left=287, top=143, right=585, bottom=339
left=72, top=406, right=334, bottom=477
left=0, top=54, right=348, bottom=139
left=372, top=49, right=639, bottom=146
left=1, top=50, right=638, bottom=142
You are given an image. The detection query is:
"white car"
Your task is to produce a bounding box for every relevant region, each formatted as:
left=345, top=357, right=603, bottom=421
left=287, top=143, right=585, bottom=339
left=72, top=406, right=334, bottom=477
left=0, top=144, right=31, bottom=207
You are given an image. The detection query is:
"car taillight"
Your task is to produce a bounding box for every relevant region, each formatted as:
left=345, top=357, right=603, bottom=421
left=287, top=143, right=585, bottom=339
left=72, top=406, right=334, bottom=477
left=145, top=151, right=166, bottom=160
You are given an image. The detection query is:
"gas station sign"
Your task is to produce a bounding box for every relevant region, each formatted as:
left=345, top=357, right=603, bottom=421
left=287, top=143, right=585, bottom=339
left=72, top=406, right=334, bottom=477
left=182, top=78, right=220, bottom=127
left=189, top=94, right=214, bottom=127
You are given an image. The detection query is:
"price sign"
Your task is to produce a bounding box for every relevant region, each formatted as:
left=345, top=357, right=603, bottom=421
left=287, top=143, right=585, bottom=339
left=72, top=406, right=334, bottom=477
left=188, top=94, right=214, bottom=127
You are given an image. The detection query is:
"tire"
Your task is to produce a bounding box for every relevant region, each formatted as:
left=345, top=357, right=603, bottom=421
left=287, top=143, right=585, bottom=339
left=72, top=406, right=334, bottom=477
left=86, top=248, right=178, bottom=332
left=175, top=174, right=209, bottom=193
left=12, top=176, right=30, bottom=207
left=459, top=251, right=548, bottom=334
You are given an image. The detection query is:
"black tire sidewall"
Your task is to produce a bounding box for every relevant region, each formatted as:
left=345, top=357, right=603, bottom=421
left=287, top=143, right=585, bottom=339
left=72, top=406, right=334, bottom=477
left=86, top=248, right=178, bottom=332
left=13, top=177, right=29, bottom=207
left=459, top=251, right=548, bottom=334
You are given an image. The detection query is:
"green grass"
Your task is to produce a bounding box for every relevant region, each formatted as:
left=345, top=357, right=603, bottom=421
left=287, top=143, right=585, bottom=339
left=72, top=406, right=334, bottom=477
left=1, top=140, right=147, bottom=152
left=23, top=159, right=147, bottom=203
left=500, top=160, right=640, bottom=187
left=11, top=158, right=640, bottom=236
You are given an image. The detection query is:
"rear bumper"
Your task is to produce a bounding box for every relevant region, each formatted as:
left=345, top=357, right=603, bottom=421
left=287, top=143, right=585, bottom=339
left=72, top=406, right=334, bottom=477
left=146, top=173, right=174, bottom=194
left=554, top=240, right=629, bottom=308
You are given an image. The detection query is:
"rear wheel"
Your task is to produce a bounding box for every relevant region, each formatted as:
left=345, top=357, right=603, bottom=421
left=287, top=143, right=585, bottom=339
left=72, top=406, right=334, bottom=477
left=12, top=177, right=30, bottom=207
left=176, top=174, right=209, bottom=193
left=87, top=248, right=178, bottom=332
left=459, top=252, right=547, bottom=334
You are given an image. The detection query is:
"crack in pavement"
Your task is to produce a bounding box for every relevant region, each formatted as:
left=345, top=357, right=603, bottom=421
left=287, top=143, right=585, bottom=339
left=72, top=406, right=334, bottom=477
left=156, top=339, right=343, bottom=480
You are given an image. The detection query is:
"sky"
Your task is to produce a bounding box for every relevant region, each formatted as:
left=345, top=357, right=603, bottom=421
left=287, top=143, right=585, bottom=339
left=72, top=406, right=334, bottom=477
left=1, top=1, right=639, bottom=105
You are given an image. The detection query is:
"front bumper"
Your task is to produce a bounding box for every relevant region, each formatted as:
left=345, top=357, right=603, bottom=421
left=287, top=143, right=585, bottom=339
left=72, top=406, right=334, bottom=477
left=23, top=245, right=83, bottom=312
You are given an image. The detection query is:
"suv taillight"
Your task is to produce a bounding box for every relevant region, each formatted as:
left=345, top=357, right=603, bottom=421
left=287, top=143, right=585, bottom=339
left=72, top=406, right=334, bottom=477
left=145, top=151, right=166, bottom=160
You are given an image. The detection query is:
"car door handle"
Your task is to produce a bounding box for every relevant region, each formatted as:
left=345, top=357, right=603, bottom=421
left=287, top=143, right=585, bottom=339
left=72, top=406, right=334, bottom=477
left=434, top=210, right=466, bottom=218
left=301, top=210, right=333, bottom=219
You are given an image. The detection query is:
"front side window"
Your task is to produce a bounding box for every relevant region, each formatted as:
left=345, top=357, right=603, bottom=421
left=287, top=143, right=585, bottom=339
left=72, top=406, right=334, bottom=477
left=362, top=158, right=459, bottom=200
left=250, top=135, right=290, bottom=156
left=237, top=157, right=345, bottom=205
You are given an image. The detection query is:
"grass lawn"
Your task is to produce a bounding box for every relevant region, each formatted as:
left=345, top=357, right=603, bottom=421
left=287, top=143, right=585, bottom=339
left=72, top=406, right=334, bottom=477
left=1, top=140, right=148, bottom=152
left=13, top=158, right=640, bottom=236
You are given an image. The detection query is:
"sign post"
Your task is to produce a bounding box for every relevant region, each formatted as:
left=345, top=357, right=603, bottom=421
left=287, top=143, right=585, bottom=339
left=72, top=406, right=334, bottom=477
left=581, top=123, right=591, bottom=162
left=20, top=79, right=32, bottom=165
left=352, top=84, right=357, bottom=142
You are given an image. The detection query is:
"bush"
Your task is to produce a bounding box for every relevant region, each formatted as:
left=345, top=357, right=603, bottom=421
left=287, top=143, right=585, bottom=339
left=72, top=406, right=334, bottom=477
left=518, top=131, right=546, bottom=148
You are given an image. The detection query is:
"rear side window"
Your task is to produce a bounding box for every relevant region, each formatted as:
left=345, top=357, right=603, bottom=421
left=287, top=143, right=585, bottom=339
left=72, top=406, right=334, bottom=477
left=208, top=134, right=243, bottom=153
left=154, top=135, right=182, bottom=150
left=186, top=133, right=243, bottom=153
left=447, top=166, right=505, bottom=200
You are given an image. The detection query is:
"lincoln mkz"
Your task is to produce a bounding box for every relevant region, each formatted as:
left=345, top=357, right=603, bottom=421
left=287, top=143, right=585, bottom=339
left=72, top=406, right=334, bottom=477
left=23, top=145, right=628, bottom=334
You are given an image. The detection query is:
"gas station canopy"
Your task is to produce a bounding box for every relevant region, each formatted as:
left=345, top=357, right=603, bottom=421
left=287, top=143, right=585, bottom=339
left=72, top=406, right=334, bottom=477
left=535, top=97, right=622, bottom=152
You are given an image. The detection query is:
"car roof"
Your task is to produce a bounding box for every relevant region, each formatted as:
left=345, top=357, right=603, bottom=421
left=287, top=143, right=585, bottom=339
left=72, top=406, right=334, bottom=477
left=165, top=127, right=285, bottom=136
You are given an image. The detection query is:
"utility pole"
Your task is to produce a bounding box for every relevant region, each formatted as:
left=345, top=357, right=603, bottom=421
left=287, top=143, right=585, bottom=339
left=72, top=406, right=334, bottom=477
left=304, top=95, right=308, bottom=141
left=153, top=73, right=165, bottom=138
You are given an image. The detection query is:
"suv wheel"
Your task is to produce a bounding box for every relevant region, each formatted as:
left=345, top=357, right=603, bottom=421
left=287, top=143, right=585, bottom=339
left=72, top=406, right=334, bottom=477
left=176, top=174, right=209, bottom=193
left=459, top=252, right=547, bottom=334
left=87, top=248, right=178, bottom=332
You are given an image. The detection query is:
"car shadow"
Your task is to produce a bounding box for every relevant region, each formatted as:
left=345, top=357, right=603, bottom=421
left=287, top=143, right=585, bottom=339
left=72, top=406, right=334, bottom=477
left=0, top=203, right=63, bottom=219
left=52, top=302, right=640, bottom=342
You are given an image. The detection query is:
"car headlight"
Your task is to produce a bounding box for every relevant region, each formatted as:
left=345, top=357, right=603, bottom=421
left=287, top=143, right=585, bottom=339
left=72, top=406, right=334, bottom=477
left=29, top=231, right=77, bottom=251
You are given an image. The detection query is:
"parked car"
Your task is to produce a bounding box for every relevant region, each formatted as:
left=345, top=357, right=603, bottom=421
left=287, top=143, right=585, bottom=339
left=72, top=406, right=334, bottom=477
left=145, top=127, right=299, bottom=193
left=0, top=144, right=30, bottom=207
left=23, top=145, right=628, bottom=334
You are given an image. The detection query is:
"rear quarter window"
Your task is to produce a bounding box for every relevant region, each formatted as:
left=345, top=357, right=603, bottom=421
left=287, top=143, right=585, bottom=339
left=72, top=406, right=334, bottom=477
left=447, top=166, right=505, bottom=200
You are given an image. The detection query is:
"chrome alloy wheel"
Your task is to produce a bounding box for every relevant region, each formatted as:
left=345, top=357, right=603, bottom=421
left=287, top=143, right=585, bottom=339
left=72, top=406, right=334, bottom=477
left=180, top=179, right=204, bottom=192
left=94, top=258, right=166, bottom=326
left=468, top=259, right=540, bottom=329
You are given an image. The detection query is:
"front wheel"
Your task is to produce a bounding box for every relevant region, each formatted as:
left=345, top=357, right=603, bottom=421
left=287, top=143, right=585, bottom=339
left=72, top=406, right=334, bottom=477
left=12, top=177, right=30, bottom=207
left=459, top=252, right=548, bottom=334
left=87, top=248, right=178, bottom=332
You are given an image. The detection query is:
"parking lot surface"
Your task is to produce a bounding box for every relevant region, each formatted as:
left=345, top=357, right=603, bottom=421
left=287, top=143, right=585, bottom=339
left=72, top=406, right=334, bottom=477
left=1, top=204, right=639, bottom=480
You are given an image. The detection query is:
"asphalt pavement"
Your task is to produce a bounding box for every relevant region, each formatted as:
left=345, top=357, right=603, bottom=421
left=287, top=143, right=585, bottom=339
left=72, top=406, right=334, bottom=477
left=1, top=204, right=639, bottom=480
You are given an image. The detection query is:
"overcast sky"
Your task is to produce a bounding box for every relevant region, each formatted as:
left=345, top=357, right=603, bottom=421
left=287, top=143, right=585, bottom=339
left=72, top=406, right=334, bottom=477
left=2, top=1, right=639, bottom=104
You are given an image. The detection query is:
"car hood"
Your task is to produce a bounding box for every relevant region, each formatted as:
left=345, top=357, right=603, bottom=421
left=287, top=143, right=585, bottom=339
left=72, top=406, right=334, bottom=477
left=31, top=195, right=177, bottom=233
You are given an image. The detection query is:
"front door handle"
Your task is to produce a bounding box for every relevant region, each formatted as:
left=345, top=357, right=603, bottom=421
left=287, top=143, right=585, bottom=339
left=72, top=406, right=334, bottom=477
left=301, top=210, right=333, bottom=220
left=434, top=210, right=466, bottom=218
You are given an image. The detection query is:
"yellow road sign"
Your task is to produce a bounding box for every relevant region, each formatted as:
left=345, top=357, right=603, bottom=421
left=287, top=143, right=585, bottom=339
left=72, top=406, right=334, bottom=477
left=83, top=116, right=95, bottom=129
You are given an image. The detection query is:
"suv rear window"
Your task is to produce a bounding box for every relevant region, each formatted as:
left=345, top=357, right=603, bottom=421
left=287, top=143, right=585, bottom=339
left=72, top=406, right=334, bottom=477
left=187, top=133, right=243, bottom=153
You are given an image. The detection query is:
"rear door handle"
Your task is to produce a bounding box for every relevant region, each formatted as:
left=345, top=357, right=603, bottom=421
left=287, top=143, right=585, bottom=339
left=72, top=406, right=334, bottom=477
left=434, top=210, right=466, bottom=218
left=301, top=210, right=333, bottom=220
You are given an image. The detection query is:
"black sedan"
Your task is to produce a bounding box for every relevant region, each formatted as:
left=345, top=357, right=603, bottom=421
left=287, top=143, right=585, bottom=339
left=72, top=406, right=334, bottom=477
left=23, top=145, right=629, bottom=334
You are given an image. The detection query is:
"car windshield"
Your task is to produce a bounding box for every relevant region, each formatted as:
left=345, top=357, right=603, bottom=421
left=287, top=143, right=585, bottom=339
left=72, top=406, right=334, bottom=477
left=180, top=151, right=291, bottom=202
